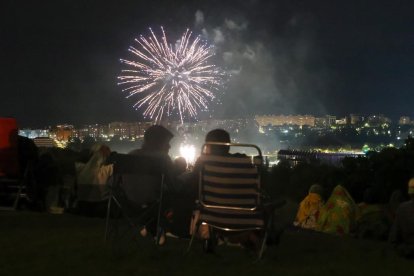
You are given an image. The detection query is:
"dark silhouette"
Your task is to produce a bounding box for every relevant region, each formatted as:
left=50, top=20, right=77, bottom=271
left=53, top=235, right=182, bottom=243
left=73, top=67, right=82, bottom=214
left=173, top=157, right=187, bottom=175
left=129, top=125, right=173, bottom=156
left=127, top=125, right=175, bottom=244
left=389, top=178, right=414, bottom=258
left=355, top=188, right=392, bottom=240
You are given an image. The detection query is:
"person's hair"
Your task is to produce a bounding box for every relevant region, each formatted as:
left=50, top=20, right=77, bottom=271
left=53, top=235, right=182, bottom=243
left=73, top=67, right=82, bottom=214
left=205, top=129, right=230, bottom=155
left=142, top=125, right=174, bottom=151
left=309, top=184, right=323, bottom=196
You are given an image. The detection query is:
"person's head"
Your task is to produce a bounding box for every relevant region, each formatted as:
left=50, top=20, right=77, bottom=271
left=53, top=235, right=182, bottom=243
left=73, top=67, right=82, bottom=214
left=204, top=129, right=230, bottom=155
left=142, top=125, right=174, bottom=154
left=174, top=156, right=187, bottom=175
left=89, top=144, right=111, bottom=166
left=91, top=144, right=111, bottom=158
left=408, top=178, right=414, bottom=200
left=389, top=189, right=404, bottom=212
left=309, top=184, right=323, bottom=196
left=362, top=187, right=377, bottom=204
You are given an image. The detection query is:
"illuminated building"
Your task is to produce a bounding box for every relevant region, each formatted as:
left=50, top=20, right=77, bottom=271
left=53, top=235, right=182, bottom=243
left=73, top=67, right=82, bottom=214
left=19, top=129, right=50, bottom=139
left=108, top=121, right=152, bottom=140
left=366, top=114, right=391, bottom=127
left=53, top=124, right=74, bottom=142
left=335, top=117, right=347, bottom=125
left=349, top=114, right=363, bottom=125
left=255, top=115, right=315, bottom=127
left=277, top=149, right=364, bottom=166
left=399, top=116, right=411, bottom=125
left=315, top=115, right=337, bottom=127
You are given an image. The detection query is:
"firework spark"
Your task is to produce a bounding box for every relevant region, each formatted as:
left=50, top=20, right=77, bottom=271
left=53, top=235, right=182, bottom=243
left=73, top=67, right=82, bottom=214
left=118, top=27, right=224, bottom=123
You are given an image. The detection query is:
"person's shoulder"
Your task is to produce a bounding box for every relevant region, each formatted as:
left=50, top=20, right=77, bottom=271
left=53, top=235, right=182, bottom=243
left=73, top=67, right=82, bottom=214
left=128, top=148, right=143, bottom=155
left=398, top=200, right=414, bottom=209
left=396, top=200, right=414, bottom=214
left=75, top=162, right=86, bottom=171
left=230, top=153, right=247, bottom=158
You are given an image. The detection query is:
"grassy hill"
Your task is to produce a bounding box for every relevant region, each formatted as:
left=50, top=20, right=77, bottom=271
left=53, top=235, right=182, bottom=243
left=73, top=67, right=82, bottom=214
left=0, top=211, right=412, bottom=276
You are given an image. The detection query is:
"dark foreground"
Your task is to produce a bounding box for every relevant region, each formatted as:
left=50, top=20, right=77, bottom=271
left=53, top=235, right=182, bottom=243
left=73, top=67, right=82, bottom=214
left=0, top=212, right=412, bottom=276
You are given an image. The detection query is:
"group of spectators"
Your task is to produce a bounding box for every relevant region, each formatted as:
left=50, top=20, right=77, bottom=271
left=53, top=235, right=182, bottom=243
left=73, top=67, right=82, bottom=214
left=74, top=126, right=243, bottom=244
left=5, top=123, right=413, bottom=258
left=293, top=179, right=414, bottom=258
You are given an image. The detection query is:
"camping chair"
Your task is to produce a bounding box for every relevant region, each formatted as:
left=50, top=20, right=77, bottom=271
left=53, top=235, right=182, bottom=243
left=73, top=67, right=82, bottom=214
left=0, top=118, right=33, bottom=210
left=104, top=153, right=169, bottom=253
left=187, top=142, right=277, bottom=260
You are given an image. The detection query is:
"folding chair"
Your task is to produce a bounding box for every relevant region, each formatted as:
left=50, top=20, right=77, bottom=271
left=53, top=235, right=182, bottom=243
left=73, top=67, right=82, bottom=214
left=0, top=118, right=32, bottom=210
left=104, top=153, right=169, bottom=253
left=187, top=142, right=276, bottom=260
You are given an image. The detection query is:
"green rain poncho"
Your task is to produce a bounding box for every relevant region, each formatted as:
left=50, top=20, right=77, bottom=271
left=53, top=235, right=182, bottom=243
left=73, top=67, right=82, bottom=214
left=317, top=185, right=357, bottom=236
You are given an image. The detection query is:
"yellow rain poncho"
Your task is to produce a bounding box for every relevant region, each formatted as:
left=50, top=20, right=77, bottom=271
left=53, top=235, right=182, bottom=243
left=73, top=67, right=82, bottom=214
left=294, top=192, right=324, bottom=230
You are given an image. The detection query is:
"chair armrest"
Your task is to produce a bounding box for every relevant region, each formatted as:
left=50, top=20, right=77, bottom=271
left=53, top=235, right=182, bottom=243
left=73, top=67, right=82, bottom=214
left=263, top=199, right=286, bottom=212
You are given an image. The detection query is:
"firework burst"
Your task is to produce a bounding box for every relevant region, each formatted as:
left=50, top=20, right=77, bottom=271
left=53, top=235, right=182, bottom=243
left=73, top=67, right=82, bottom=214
left=118, top=27, right=225, bottom=123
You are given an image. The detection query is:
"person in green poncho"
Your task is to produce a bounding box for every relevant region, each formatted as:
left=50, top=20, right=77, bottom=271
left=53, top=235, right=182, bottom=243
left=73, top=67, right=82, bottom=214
left=316, top=185, right=357, bottom=236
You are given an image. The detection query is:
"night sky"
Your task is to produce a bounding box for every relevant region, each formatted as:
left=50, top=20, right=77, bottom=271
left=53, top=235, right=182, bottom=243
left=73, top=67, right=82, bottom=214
left=2, top=0, right=413, bottom=127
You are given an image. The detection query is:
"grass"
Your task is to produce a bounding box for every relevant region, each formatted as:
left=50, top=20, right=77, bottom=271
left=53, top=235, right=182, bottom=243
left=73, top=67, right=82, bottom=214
left=0, top=211, right=412, bottom=276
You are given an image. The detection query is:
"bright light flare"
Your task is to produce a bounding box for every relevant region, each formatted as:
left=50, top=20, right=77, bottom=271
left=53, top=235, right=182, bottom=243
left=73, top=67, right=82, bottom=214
left=180, top=144, right=196, bottom=165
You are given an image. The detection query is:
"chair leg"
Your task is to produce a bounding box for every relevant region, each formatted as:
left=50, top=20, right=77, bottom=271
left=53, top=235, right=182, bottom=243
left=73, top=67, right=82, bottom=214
left=12, top=184, right=23, bottom=210
left=203, top=226, right=215, bottom=253
left=256, top=213, right=273, bottom=260
left=104, top=197, right=113, bottom=241
left=256, top=229, right=268, bottom=261
left=155, top=176, right=165, bottom=245
left=186, top=220, right=201, bottom=253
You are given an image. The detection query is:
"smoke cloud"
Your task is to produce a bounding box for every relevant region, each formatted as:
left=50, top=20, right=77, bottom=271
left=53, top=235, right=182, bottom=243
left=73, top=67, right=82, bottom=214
left=193, top=9, right=331, bottom=119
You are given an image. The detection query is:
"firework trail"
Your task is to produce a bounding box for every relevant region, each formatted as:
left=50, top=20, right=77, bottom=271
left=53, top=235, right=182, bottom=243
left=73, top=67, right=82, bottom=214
left=118, top=27, right=225, bottom=123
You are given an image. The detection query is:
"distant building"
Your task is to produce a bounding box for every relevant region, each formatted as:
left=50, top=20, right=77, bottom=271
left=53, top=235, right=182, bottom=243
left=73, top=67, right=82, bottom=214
left=255, top=115, right=315, bottom=127
left=315, top=115, right=337, bottom=127
left=349, top=114, right=363, bottom=125
left=51, top=124, right=74, bottom=142
left=33, top=137, right=57, bottom=148
left=277, top=149, right=364, bottom=166
left=366, top=114, right=391, bottom=127
left=108, top=121, right=152, bottom=140
left=19, top=128, right=49, bottom=139
left=335, top=117, right=347, bottom=125
left=399, top=116, right=411, bottom=125
left=326, top=115, right=337, bottom=126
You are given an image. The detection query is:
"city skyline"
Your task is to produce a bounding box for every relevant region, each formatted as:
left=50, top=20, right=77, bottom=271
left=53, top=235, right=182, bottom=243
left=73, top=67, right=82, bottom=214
left=15, top=112, right=414, bottom=129
left=20, top=111, right=414, bottom=156
left=3, top=0, right=413, bottom=127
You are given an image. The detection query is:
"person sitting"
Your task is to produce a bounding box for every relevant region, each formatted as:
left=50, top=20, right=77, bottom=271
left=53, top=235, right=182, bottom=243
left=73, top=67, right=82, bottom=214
left=75, top=144, right=113, bottom=217
left=389, top=178, right=414, bottom=258
left=389, top=189, right=406, bottom=220
left=128, top=125, right=176, bottom=244
left=316, top=185, right=357, bottom=236
left=293, top=184, right=324, bottom=230
left=128, top=125, right=176, bottom=189
left=188, top=129, right=235, bottom=207
left=173, top=156, right=187, bottom=176
left=189, top=129, right=265, bottom=251
left=355, top=188, right=392, bottom=240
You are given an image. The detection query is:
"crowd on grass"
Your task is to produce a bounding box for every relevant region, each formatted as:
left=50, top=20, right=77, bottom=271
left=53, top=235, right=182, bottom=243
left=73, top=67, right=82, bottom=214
left=2, top=125, right=414, bottom=259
